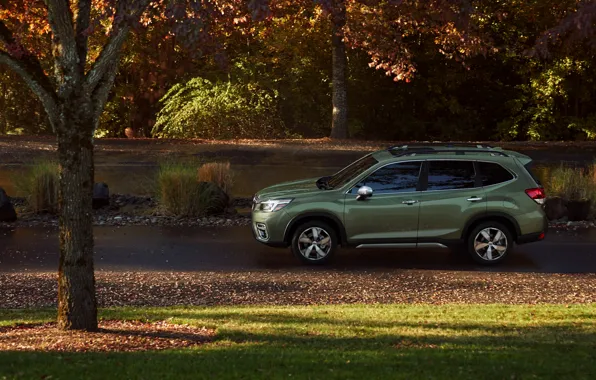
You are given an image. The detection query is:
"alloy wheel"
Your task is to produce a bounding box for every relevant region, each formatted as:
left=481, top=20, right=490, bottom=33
left=297, top=227, right=332, bottom=261
left=474, top=227, right=508, bottom=261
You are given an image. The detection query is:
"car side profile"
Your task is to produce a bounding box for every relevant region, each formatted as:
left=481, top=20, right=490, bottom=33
left=251, top=144, right=547, bottom=265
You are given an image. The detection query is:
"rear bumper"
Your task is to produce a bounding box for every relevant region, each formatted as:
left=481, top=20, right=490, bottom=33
left=516, top=231, right=546, bottom=245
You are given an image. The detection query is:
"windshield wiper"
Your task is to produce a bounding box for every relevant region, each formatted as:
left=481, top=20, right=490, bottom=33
left=316, top=176, right=333, bottom=190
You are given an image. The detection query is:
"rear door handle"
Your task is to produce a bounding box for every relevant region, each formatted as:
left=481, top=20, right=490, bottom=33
left=402, top=200, right=419, bottom=205
left=467, top=196, right=483, bottom=202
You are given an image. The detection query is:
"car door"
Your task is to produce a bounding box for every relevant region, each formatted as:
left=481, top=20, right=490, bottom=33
left=343, top=161, right=423, bottom=245
left=417, top=160, right=486, bottom=243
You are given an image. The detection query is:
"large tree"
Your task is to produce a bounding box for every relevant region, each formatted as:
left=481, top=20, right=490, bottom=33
left=0, top=0, right=259, bottom=331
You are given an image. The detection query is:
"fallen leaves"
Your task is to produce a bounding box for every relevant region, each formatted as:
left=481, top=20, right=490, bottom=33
left=0, top=320, right=214, bottom=352
left=1, top=270, right=596, bottom=309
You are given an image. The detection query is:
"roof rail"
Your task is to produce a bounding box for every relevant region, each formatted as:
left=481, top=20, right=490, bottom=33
left=388, top=147, right=509, bottom=158
left=388, top=143, right=496, bottom=150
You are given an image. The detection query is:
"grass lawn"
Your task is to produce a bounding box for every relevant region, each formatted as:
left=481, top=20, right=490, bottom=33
left=1, top=304, right=595, bottom=379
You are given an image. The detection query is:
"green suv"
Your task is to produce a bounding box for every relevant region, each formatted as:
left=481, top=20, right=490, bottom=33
left=251, top=145, right=547, bottom=265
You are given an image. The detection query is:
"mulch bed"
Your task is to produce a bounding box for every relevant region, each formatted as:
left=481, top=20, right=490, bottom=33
left=0, top=320, right=214, bottom=352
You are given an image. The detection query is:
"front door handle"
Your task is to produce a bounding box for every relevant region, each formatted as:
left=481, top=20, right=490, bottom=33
left=402, top=200, right=419, bottom=205
left=467, top=196, right=483, bottom=202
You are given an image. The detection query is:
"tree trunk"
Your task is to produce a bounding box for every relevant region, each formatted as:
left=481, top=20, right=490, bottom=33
left=330, top=1, right=348, bottom=140
left=56, top=95, right=98, bottom=331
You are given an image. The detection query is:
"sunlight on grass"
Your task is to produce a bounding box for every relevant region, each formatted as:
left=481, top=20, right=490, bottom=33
left=1, top=304, right=595, bottom=379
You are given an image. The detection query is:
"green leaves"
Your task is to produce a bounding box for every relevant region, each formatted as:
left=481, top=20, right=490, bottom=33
left=152, top=77, right=286, bottom=139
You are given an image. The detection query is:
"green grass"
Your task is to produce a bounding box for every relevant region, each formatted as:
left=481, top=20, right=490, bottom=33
left=1, top=304, right=595, bottom=379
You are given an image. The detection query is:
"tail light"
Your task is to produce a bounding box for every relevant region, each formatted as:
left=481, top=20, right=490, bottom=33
left=525, top=187, right=546, bottom=205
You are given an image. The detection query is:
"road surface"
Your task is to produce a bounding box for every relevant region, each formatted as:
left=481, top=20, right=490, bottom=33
left=1, top=226, right=595, bottom=273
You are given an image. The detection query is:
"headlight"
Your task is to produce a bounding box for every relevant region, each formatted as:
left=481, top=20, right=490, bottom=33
left=257, top=199, right=293, bottom=212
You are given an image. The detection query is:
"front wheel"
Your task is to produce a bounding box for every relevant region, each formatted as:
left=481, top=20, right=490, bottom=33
left=291, top=221, right=337, bottom=265
left=467, top=222, right=513, bottom=265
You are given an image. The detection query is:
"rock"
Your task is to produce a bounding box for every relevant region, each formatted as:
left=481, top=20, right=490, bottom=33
left=0, top=187, right=17, bottom=222
left=545, top=197, right=567, bottom=221
left=93, top=182, right=110, bottom=209
left=567, top=200, right=592, bottom=221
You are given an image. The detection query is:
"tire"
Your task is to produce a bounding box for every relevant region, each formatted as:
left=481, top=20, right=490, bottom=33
left=467, top=221, right=513, bottom=265
left=290, top=221, right=338, bottom=265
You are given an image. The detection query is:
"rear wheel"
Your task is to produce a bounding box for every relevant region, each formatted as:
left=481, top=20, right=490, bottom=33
left=291, top=221, right=337, bottom=265
left=467, top=221, right=513, bottom=265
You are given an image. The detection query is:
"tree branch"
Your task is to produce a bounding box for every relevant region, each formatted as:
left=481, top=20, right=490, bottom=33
left=0, top=20, right=60, bottom=129
left=74, top=0, right=92, bottom=74
left=91, top=59, right=120, bottom=134
left=85, top=25, right=130, bottom=92
left=0, top=51, right=60, bottom=130
left=85, top=0, right=149, bottom=92
left=45, top=0, right=79, bottom=85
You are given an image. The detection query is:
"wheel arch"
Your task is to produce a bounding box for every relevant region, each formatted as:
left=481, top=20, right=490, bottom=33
left=284, top=212, right=347, bottom=246
left=462, top=212, right=521, bottom=241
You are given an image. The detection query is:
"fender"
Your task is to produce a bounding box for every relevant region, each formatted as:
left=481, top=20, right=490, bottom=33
left=283, top=211, right=348, bottom=245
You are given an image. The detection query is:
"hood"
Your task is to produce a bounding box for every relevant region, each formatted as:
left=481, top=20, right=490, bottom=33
left=256, top=177, right=322, bottom=199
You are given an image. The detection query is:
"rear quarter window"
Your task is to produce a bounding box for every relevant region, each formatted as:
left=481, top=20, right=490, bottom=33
left=524, top=163, right=543, bottom=186
left=478, top=162, right=514, bottom=186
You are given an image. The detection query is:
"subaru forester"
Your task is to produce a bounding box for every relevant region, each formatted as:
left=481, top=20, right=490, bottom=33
left=251, top=144, right=547, bottom=265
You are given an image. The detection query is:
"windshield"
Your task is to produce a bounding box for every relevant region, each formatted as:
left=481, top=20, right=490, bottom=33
left=327, top=154, right=379, bottom=189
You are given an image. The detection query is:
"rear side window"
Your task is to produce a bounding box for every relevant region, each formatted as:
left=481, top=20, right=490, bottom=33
left=427, top=160, right=475, bottom=190
left=478, top=162, right=514, bottom=186
left=354, top=161, right=422, bottom=194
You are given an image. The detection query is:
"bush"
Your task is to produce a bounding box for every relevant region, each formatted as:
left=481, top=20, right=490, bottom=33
left=13, top=161, right=59, bottom=214
left=152, top=78, right=286, bottom=140
left=156, top=162, right=229, bottom=217
left=197, top=162, right=234, bottom=196
left=545, top=165, right=596, bottom=202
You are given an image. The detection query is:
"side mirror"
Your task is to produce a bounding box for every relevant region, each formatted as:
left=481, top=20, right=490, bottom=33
left=356, top=186, right=373, bottom=201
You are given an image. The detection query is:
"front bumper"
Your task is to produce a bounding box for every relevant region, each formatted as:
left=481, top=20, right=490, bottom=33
left=251, top=208, right=292, bottom=247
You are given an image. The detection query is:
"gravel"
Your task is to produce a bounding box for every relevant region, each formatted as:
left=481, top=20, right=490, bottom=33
left=1, top=270, right=595, bottom=309
left=1, top=195, right=252, bottom=228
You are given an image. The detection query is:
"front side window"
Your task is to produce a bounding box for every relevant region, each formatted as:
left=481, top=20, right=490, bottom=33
left=352, top=161, right=422, bottom=194
left=427, top=160, right=476, bottom=191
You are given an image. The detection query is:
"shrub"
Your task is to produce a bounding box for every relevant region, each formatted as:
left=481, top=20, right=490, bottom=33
left=151, top=78, right=286, bottom=140
left=13, top=161, right=59, bottom=214
left=156, top=162, right=229, bottom=217
left=197, top=162, right=234, bottom=196
left=545, top=165, right=596, bottom=203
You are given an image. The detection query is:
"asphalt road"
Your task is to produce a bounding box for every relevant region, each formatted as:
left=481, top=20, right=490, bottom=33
left=1, top=226, right=596, bottom=274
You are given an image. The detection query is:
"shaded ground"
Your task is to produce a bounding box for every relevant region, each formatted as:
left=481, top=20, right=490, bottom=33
left=0, top=320, right=213, bottom=352
left=1, top=225, right=595, bottom=308
left=3, top=136, right=596, bottom=166
left=2, top=136, right=596, bottom=197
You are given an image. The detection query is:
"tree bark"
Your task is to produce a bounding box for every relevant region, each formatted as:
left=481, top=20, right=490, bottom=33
left=330, top=0, right=348, bottom=140
left=56, top=94, right=97, bottom=331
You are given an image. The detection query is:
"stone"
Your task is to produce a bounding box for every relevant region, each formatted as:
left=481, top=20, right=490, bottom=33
left=0, top=187, right=17, bottom=222
left=93, top=182, right=110, bottom=209
left=545, top=196, right=567, bottom=221
left=567, top=200, right=592, bottom=221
